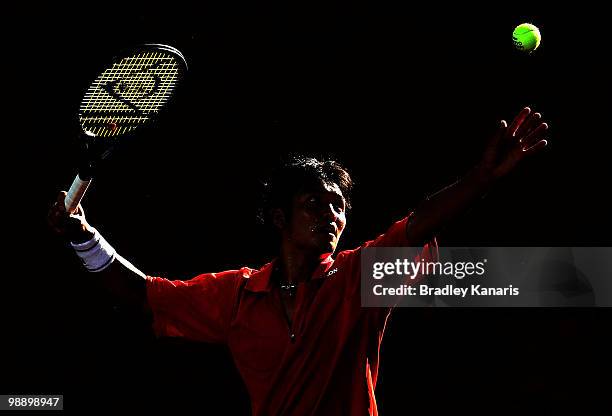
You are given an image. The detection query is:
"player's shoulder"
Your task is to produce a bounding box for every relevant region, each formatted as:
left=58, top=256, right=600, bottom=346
left=191, top=267, right=255, bottom=282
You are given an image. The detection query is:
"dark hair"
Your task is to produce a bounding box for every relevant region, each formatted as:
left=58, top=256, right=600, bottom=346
left=257, top=155, right=354, bottom=226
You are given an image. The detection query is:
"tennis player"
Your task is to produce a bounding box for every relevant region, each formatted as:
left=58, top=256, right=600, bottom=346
left=48, top=107, right=548, bottom=415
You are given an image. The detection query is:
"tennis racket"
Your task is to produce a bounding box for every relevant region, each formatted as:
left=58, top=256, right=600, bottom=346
left=64, top=44, right=188, bottom=213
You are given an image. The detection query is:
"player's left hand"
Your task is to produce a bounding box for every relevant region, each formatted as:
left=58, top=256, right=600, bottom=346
left=478, top=107, right=549, bottom=180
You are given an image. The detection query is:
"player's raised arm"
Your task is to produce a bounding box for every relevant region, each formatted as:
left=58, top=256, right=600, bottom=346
left=48, top=192, right=149, bottom=314
left=48, top=45, right=187, bottom=315
left=405, top=107, right=549, bottom=246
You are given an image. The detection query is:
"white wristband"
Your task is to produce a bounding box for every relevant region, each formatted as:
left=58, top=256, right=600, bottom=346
left=71, top=228, right=116, bottom=272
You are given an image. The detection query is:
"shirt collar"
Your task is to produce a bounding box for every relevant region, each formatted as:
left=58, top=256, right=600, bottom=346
left=245, top=256, right=335, bottom=293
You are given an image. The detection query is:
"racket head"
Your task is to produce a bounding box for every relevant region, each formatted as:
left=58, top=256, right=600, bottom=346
left=78, top=44, right=187, bottom=140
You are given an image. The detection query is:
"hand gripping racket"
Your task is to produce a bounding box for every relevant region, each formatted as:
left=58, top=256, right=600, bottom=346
left=64, top=44, right=187, bottom=213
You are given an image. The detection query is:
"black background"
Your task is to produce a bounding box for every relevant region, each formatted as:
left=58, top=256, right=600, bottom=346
left=3, top=2, right=611, bottom=414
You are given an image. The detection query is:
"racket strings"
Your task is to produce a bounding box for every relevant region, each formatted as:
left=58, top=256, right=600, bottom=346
left=79, top=51, right=182, bottom=137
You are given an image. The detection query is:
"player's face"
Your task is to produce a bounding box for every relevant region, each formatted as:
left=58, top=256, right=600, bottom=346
left=283, top=181, right=347, bottom=258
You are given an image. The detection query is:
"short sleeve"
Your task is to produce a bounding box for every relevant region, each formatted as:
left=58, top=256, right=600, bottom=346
left=366, top=213, right=439, bottom=288
left=337, top=213, right=439, bottom=291
left=366, top=214, right=439, bottom=326
left=334, top=213, right=439, bottom=329
left=364, top=213, right=438, bottom=257
left=145, top=270, right=242, bottom=344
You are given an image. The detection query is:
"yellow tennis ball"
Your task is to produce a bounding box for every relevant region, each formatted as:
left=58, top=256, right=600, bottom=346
left=513, top=23, right=541, bottom=52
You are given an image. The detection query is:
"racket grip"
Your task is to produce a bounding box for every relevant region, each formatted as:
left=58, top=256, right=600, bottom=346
left=65, top=174, right=92, bottom=214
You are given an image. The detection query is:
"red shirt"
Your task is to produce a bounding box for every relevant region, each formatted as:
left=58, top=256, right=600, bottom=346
left=146, top=216, right=438, bottom=415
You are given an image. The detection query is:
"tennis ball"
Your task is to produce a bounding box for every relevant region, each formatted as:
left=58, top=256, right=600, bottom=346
left=513, top=23, right=541, bottom=52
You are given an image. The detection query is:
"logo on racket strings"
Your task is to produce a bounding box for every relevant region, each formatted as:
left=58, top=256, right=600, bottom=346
left=79, top=51, right=181, bottom=137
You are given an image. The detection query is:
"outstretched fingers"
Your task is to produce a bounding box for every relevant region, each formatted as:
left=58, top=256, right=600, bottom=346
left=516, top=112, right=542, bottom=139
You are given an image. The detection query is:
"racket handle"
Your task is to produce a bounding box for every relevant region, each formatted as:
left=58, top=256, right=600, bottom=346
left=65, top=174, right=92, bottom=214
